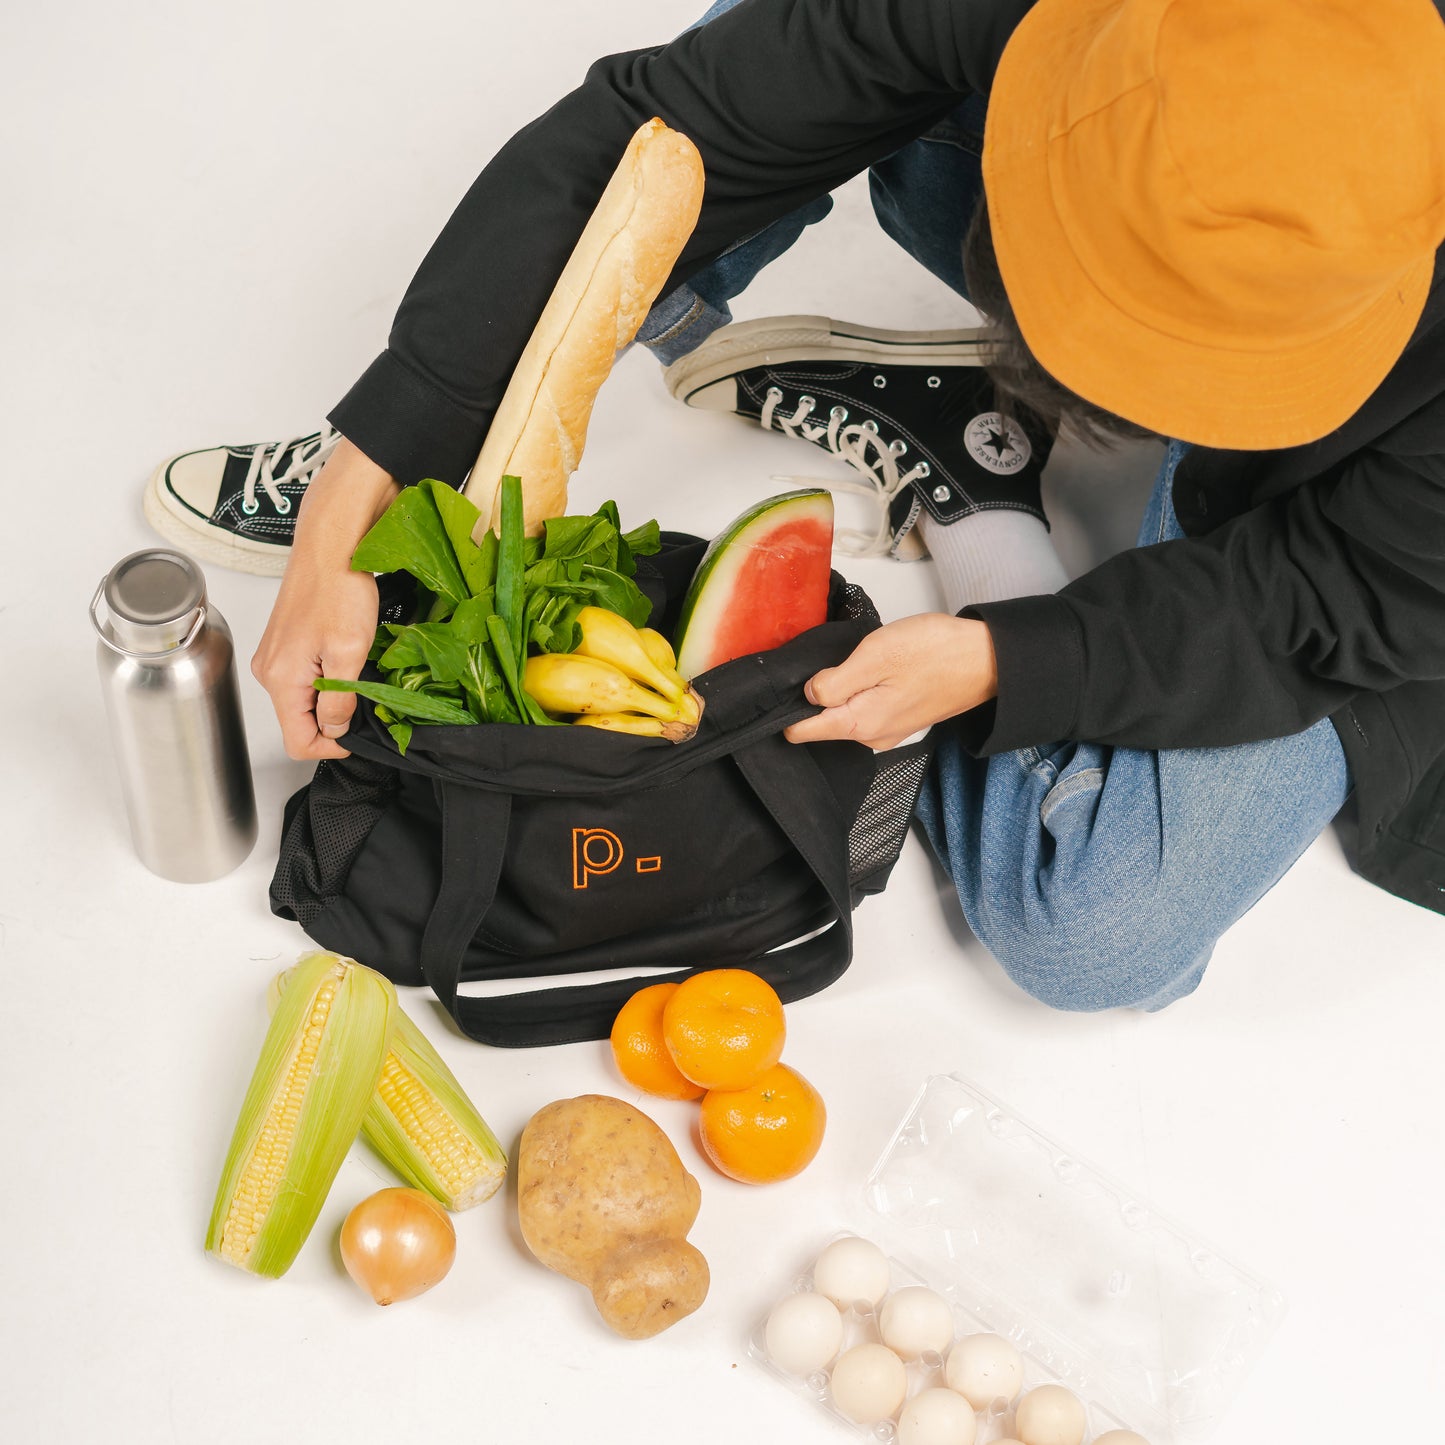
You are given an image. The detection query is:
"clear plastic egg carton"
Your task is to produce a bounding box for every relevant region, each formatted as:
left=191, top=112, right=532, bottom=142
left=750, top=1234, right=1142, bottom=1443
left=748, top=1075, right=1287, bottom=1445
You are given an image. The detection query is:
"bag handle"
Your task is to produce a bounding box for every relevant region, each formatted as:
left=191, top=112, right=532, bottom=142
left=416, top=732, right=858, bottom=1047
left=414, top=783, right=512, bottom=1025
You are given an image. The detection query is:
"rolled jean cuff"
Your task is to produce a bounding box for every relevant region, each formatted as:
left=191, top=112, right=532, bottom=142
left=328, top=349, right=485, bottom=488
left=635, top=286, right=735, bottom=366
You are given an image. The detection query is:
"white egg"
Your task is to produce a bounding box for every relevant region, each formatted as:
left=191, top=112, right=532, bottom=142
left=764, top=1290, right=844, bottom=1376
left=879, top=1285, right=956, bottom=1359
left=897, top=1387, right=979, bottom=1445
left=812, top=1236, right=892, bottom=1309
left=1014, top=1384, right=1088, bottom=1445
left=829, top=1342, right=909, bottom=1424
left=944, top=1332, right=1025, bottom=1409
left=1092, top=1433, right=1151, bottom=1445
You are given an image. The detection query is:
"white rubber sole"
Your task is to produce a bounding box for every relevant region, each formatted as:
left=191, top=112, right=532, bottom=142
left=663, top=314, right=992, bottom=402
left=142, top=461, right=292, bottom=578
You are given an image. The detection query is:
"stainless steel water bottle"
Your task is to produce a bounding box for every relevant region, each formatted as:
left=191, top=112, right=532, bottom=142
left=91, top=548, right=258, bottom=881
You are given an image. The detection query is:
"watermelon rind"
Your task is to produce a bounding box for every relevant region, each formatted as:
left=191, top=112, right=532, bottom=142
left=674, top=488, right=835, bottom=680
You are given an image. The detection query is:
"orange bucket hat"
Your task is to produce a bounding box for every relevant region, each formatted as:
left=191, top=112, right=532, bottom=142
left=982, top=0, right=1445, bottom=449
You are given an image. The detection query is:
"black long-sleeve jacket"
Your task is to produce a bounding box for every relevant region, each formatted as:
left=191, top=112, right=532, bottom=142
left=330, top=0, right=1445, bottom=916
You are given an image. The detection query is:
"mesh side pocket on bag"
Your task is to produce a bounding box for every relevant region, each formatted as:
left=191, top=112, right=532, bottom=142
left=840, top=581, right=880, bottom=627
left=270, top=756, right=399, bottom=928
left=848, top=744, right=932, bottom=893
left=834, top=578, right=927, bottom=893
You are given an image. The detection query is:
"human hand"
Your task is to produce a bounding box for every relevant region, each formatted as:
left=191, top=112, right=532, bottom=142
left=782, top=614, right=999, bottom=751
left=251, top=439, right=400, bottom=760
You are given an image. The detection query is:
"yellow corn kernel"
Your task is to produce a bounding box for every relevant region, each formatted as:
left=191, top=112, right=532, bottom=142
left=365, top=1007, right=507, bottom=1211
left=268, top=968, right=506, bottom=1212
left=206, top=952, right=395, bottom=1278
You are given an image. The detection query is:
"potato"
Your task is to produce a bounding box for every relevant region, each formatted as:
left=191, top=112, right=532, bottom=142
left=517, top=1094, right=710, bottom=1339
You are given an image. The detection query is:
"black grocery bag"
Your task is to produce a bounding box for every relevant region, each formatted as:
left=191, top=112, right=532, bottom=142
left=270, top=537, right=931, bottom=1046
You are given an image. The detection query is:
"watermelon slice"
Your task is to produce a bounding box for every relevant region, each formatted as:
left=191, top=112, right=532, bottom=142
left=673, top=489, right=835, bottom=679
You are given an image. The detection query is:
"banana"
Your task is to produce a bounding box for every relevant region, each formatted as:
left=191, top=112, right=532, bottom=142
left=637, top=627, right=678, bottom=674
left=676, top=688, right=702, bottom=729
left=523, top=652, right=683, bottom=718
left=574, top=606, right=686, bottom=702
left=573, top=712, right=674, bottom=738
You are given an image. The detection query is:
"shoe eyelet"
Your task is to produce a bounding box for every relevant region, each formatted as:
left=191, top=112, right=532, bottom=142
left=932, top=484, right=951, bottom=503
left=916, top=463, right=932, bottom=479
left=765, top=386, right=784, bottom=402
left=873, top=375, right=887, bottom=389
left=241, top=498, right=260, bottom=516
left=798, top=394, right=816, bottom=410
left=927, top=375, right=942, bottom=389
left=861, top=419, right=879, bottom=434
left=891, top=440, right=908, bottom=457
left=830, top=406, right=848, bottom=422
left=275, top=496, right=293, bottom=516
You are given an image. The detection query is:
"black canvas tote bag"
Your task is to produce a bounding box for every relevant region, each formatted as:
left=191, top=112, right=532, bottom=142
left=270, top=536, right=931, bottom=1046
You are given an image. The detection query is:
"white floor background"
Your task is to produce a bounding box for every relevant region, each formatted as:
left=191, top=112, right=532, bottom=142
left=4, top=3, right=1443, bottom=1442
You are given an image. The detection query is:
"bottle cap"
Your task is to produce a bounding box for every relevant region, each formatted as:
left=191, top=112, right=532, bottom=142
left=100, top=549, right=207, bottom=653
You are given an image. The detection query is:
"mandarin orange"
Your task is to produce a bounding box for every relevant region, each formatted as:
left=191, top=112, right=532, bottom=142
left=698, top=1063, right=826, bottom=1184
left=609, top=983, right=706, bottom=1101
left=662, top=967, right=786, bottom=1091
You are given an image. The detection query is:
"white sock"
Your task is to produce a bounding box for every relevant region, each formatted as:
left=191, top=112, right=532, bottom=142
left=917, top=508, right=1069, bottom=611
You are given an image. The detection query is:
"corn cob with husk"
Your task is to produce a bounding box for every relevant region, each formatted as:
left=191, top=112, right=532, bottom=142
left=269, top=967, right=507, bottom=1211
left=206, top=951, right=396, bottom=1278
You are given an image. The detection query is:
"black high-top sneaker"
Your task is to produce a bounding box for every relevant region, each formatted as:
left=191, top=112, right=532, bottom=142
left=663, top=316, right=1053, bottom=559
left=143, top=426, right=341, bottom=576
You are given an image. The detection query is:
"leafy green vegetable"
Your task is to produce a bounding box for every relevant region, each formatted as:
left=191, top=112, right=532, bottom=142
left=351, top=481, right=471, bottom=607
left=430, top=479, right=499, bottom=597
left=372, top=703, right=413, bottom=757
left=621, top=516, right=662, bottom=563
left=487, top=612, right=555, bottom=726
left=317, top=473, right=658, bottom=748
left=494, top=475, right=526, bottom=675
left=314, top=678, right=476, bottom=725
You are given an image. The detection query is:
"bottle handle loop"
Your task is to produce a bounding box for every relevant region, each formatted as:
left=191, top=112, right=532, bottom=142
left=89, top=580, right=208, bottom=658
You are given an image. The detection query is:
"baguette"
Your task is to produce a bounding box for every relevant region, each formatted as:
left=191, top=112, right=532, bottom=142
left=464, top=118, right=706, bottom=538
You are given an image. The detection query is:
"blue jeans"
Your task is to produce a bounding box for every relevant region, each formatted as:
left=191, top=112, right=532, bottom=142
left=916, top=445, right=1351, bottom=1011
left=642, top=1, right=1352, bottom=1009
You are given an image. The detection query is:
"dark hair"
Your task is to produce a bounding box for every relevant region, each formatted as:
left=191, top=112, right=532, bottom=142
left=961, top=198, right=1155, bottom=449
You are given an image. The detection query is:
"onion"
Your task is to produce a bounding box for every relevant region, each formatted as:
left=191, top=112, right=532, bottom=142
left=339, top=1187, right=456, bottom=1305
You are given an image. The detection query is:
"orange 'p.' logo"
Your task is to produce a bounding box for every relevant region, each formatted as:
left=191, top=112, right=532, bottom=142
left=572, top=827, right=624, bottom=889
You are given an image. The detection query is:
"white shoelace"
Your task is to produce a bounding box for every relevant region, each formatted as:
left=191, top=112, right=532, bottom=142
left=759, top=388, right=932, bottom=556
left=240, top=425, right=341, bottom=516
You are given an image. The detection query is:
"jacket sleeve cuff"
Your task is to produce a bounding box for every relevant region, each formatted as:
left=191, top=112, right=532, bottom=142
left=328, top=350, right=486, bottom=489
left=954, top=593, right=1085, bottom=755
